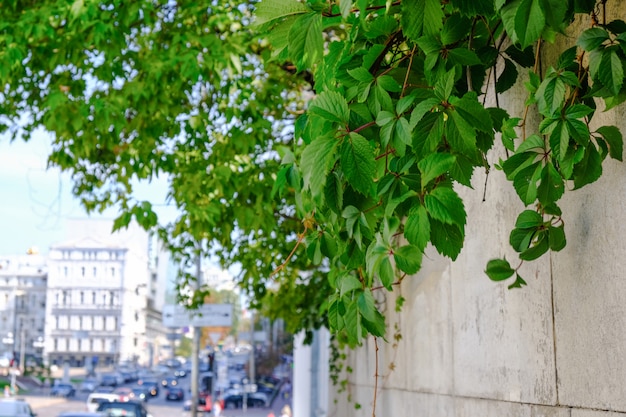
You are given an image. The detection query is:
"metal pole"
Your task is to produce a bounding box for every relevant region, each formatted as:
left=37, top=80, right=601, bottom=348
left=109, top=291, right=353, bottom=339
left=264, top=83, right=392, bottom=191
left=19, top=326, right=25, bottom=375
left=190, top=251, right=201, bottom=417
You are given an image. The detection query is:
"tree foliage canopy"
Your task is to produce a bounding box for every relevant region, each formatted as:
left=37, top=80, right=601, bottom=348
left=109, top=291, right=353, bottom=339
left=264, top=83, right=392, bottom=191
left=2, top=0, right=625, bottom=346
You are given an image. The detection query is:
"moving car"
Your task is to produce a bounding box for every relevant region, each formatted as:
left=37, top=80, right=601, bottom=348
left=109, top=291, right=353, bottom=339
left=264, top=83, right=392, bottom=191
left=160, top=376, right=178, bottom=388
left=137, top=378, right=159, bottom=397
left=165, top=386, right=184, bottom=401
left=96, top=400, right=153, bottom=417
left=86, top=392, right=119, bottom=412
left=130, top=385, right=151, bottom=402
left=56, top=413, right=104, bottom=417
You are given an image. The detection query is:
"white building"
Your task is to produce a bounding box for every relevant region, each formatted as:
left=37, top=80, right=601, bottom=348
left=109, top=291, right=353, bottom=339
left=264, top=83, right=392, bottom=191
left=44, top=219, right=170, bottom=368
left=0, top=253, right=47, bottom=367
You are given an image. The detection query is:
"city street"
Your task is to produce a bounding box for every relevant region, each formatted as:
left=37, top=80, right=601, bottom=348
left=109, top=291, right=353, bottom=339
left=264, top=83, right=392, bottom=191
left=22, top=392, right=291, bottom=417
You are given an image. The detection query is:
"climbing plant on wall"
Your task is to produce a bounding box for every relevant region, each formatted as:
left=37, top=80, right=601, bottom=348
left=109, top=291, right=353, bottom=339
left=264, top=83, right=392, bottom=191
left=1, top=0, right=625, bottom=354
left=254, top=0, right=625, bottom=347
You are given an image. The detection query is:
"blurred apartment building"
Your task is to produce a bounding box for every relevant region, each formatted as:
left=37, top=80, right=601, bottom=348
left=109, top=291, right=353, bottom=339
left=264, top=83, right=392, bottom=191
left=0, top=253, right=47, bottom=367
left=0, top=219, right=173, bottom=369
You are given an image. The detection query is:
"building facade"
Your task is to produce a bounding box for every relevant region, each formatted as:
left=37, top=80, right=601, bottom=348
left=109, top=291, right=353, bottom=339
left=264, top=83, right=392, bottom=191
left=0, top=254, right=47, bottom=368
left=44, top=219, right=170, bottom=368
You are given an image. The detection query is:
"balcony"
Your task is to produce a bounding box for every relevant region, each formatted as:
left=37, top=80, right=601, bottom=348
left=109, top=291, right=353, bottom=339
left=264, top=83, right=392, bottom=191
left=51, top=304, right=122, bottom=315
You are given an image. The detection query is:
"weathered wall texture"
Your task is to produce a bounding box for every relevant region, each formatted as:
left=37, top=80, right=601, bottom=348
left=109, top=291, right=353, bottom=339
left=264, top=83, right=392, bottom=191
left=328, top=3, right=626, bottom=416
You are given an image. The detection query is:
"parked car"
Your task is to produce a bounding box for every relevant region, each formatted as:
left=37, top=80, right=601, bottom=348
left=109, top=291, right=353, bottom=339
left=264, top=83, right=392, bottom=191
left=51, top=383, right=76, bottom=397
left=99, top=373, right=118, bottom=387
left=0, top=398, right=36, bottom=417
left=173, top=368, right=187, bottom=378
left=80, top=378, right=99, bottom=392
left=96, top=400, right=152, bottom=417
left=86, top=392, right=119, bottom=412
left=165, top=386, right=184, bottom=401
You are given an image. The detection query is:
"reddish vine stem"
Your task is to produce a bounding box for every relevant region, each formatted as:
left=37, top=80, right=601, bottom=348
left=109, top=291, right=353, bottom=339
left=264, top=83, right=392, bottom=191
left=401, top=45, right=417, bottom=98
left=372, top=337, right=379, bottom=417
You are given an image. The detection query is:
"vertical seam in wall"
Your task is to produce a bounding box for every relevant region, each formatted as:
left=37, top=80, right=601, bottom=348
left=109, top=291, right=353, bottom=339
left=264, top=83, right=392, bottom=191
left=549, top=253, right=560, bottom=406
left=448, top=264, right=456, bottom=411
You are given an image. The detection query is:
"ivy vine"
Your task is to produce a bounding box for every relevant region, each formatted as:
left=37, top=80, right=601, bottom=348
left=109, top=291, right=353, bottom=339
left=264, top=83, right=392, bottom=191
left=255, top=0, right=625, bottom=348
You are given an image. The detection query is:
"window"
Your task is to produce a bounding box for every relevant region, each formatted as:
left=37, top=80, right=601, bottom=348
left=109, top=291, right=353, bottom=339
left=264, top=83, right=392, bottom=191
left=111, top=267, right=115, bottom=277
left=53, top=338, right=58, bottom=350
left=92, top=291, right=96, bottom=304
left=62, top=291, right=68, bottom=305
left=81, top=267, right=85, bottom=277
left=109, top=291, right=115, bottom=306
left=80, top=292, right=84, bottom=304
left=78, top=316, right=83, bottom=330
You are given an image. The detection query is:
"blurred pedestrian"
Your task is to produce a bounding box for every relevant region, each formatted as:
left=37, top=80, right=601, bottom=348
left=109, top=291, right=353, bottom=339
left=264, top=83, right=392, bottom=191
left=282, top=379, right=291, bottom=399
left=267, top=412, right=276, bottom=417
left=280, top=405, right=292, bottom=417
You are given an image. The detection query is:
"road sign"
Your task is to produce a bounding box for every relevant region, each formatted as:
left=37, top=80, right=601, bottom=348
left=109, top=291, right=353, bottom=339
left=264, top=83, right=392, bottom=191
left=162, top=304, right=233, bottom=328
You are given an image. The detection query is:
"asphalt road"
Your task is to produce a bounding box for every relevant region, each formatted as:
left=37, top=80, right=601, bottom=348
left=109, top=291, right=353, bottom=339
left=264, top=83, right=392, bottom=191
left=20, top=372, right=291, bottom=417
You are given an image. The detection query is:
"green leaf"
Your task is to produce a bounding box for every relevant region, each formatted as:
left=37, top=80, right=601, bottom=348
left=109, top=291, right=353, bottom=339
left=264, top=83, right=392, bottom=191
left=348, top=67, right=375, bottom=83
left=572, top=144, right=602, bottom=189
left=377, top=75, right=402, bottom=93
left=344, top=300, right=362, bottom=345
left=309, top=90, right=350, bottom=124
left=325, top=171, right=344, bottom=214
left=577, top=27, right=610, bottom=51
left=513, top=162, right=542, bottom=205
left=519, top=232, right=549, bottom=260
left=449, top=0, right=495, bottom=16
left=404, top=205, right=431, bottom=251
left=394, top=244, right=423, bottom=274
left=358, top=290, right=386, bottom=337
left=409, top=97, right=440, bottom=128
left=599, top=49, right=624, bottom=96
left=338, top=274, right=362, bottom=296
left=401, top=0, right=444, bottom=42
left=515, top=0, right=545, bottom=49
left=496, top=58, right=519, bottom=93
left=485, top=258, right=515, bottom=281
left=508, top=273, right=527, bottom=289
left=376, top=110, right=396, bottom=127
left=596, top=125, right=623, bottom=161
left=301, top=134, right=338, bottom=198
left=112, top=212, right=132, bottom=231
left=288, top=13, right=323, bottom=71
left=379, top=257, right=395, bottom=289
left=339, top=0, right=353, bottom=18
left=341, top=133, right=376, bottom=196
left=510, top=227, right=535, bottom=252
left=424, top=186, right=467, bottom=228
left=515, top=210, right=543, bottom=229
left=429, top=219, right=464, bottom=260
left=536, top=77, right=566, bottom=117
left=255, top=0, right=310, bottom=26
left=549, top=225, right=566, bottom=251
left=537, top=161, right=564, bottom=206
left=418, top=152, right=456, bottom=189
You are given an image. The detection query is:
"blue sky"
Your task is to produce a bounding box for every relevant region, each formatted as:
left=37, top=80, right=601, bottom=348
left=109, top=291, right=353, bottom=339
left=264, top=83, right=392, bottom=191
left=0, top=129, right=174, bottom=256
left=0, top=129, right=81, bottom=255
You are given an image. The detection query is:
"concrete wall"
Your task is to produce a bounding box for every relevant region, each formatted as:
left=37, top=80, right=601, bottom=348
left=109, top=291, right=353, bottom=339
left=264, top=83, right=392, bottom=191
left=328, top=4, right=626, bottom=417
